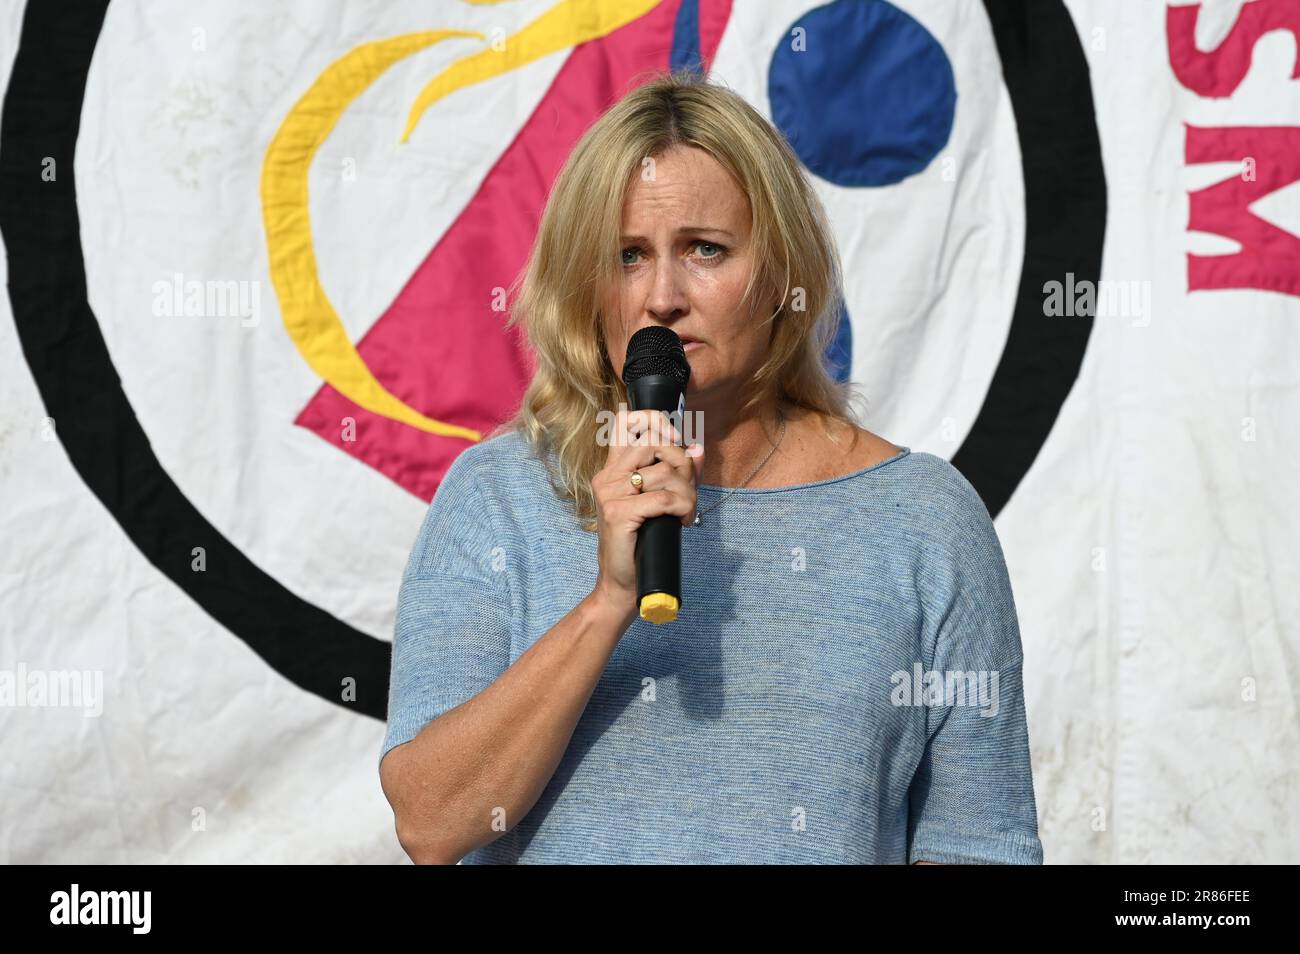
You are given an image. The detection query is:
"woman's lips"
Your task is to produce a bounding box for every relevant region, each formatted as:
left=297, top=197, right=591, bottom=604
left=681, top=339, right=703, bottom=352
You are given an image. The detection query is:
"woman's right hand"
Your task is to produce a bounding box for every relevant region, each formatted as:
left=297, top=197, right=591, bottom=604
left=590, top=408, right=705, bottom=622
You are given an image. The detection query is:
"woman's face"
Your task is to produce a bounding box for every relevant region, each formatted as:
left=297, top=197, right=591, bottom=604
left=601, top=144, right=773, bottom=407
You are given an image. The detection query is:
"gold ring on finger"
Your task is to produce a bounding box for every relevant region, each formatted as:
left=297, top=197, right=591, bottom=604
left=629, top=471, right=644, bottom=492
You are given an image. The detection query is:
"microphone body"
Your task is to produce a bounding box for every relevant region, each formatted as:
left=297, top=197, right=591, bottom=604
left=621, top=328, right=691, bottom=625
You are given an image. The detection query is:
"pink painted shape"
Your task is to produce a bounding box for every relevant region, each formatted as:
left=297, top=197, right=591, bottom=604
left=1167, top=0, right=1300, bottom=99
left=1186, top=123, right=1300, bottom=299
left=296, top=0, right=734, bottom=501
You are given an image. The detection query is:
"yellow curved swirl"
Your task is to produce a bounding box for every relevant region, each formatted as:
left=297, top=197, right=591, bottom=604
left=401, top=0, right=661, bottom=142
left=262, top=2, right=662, bottom=440
left=261, top=30, right=485, bottom=441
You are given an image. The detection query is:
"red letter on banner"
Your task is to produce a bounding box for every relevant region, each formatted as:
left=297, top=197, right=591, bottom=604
left=1185, top=124, right=1300, bottom=298
left=1167, top=0, right=1300, bottom=98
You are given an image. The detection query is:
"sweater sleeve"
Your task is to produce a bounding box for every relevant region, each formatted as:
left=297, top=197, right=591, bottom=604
left=378, top=446, right=513, bottom=770
left=906, top=463, right=1044, bottom=865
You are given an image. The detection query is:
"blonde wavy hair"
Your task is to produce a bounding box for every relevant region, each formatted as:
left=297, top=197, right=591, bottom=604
left=501, top=68, right=856, bottom=529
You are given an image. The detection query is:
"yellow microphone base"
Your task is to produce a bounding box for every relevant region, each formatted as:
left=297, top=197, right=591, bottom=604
left=639, top=593, right=679, bottom=625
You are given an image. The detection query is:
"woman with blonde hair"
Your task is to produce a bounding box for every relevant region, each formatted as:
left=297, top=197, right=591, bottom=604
left=379, top=69, right=1042, bottom=865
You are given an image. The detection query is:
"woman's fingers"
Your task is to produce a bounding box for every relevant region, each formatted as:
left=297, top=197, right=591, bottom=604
left=616, top=459, right=701, bottom=526
left=605, top=441, right=693, bottom=483
left=626, top=459, right=690, bottom=496
left=605, top=487, right=695, bottom=525
left=605, top=408, right=679, bottom=454
left=603, top=409, right=693, bottom=478
left=623, top=407, right=680, bottom=445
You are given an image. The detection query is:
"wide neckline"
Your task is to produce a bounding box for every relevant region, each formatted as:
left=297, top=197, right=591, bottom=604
left=697, top=446, right=912, bottom=494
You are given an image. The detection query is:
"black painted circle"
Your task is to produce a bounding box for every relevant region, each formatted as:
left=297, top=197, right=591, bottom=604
left=959, top=0, right=1106, bottom=515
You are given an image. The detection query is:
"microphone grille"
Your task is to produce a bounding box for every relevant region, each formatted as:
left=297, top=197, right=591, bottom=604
left=621, top=326, right=690, bottom=388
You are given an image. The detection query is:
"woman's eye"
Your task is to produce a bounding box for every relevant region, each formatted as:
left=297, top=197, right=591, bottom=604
left=622, top=242, right=725, bottom=267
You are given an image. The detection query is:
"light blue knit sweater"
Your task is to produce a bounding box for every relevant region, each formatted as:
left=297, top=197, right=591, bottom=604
left=380, top=428, right=1043, bottom=864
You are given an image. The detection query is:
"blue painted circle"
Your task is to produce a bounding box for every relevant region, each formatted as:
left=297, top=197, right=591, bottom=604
left=825, top=303, right=853, bottom=383
left=769, top=0, right=956, bottom=187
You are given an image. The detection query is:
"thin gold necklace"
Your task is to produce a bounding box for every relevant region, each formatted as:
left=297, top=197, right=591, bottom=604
left=691, top=407, right=787, bottom=528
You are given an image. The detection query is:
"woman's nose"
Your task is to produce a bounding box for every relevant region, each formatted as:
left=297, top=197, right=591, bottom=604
left=645, top=257, right=689, bottom=321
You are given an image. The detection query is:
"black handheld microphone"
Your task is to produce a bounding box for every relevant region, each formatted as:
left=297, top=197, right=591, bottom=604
left=621, top=326, right=691, bottom=625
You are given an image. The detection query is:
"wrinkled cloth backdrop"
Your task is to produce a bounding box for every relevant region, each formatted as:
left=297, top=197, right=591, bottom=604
left=0, top=0, right=1295, bottom=862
